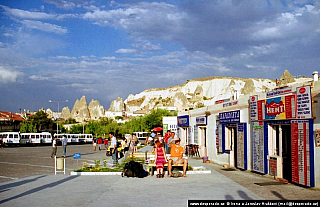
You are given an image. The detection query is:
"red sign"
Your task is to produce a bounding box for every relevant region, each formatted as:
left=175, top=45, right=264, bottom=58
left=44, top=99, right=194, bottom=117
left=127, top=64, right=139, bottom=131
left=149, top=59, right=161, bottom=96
left=285, top=95, right=296, bottom=119
left=257, top=100, right=265, bottom=120
left=266, top=101, right=285, bottom=117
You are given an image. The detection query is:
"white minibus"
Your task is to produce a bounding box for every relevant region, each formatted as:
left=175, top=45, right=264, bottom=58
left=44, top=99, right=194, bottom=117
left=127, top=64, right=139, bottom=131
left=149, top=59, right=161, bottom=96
left=41, top=132, right=52, bottom=144
left=0, top=132, right=20, bottom=145
left=20, top=133, right=41, bottom=144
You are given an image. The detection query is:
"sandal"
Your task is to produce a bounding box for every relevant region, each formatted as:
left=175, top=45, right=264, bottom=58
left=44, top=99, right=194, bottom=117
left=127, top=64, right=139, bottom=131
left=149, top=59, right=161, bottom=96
left=156, top=174, right=160, bottom=178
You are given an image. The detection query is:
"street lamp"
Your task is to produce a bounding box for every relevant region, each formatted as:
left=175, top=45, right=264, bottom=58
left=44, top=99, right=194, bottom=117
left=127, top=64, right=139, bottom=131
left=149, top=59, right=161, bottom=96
left=48, top=100, right=68, bottom=134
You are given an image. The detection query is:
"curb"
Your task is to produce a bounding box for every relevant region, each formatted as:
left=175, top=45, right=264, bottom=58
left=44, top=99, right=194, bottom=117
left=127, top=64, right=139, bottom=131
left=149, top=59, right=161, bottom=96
left=70, top=170, right=211, bottom=176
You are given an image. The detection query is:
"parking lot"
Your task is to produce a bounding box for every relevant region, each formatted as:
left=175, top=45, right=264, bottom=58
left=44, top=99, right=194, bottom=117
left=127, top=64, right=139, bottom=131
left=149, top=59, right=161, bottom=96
left=0, top=144, right=108, bottom=183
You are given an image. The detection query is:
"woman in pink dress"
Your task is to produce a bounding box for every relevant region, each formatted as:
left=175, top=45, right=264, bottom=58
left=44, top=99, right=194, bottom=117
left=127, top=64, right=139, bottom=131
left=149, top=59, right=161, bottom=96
left=154, top=140, right=167, bottom=178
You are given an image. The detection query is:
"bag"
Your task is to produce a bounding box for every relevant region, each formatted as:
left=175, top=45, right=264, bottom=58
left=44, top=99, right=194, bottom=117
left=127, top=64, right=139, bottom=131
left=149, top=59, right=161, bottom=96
left=122, top=161, right=148, bottom=178
left=171, top=170, right=183, bottom=178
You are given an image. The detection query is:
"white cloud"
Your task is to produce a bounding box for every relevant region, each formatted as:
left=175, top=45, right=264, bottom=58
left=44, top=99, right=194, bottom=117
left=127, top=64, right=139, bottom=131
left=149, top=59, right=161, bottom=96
left=1, top=5, right=57, bottom=20
left=0, top=66, right=23, bottom=83
left=115, top=49, right=137, bottom=54
left=21, top=20, right=68, bottom=34
left=44, top=0, right=76, bottom=10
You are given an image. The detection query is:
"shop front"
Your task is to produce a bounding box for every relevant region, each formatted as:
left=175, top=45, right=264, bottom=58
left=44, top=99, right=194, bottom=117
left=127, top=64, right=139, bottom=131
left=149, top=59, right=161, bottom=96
left=177, top=115, right=190, bottom=146
left=217, top=110, right=247, bottom=170
left=195, top=116, right=207, bottom=157
left=250, top=86, right=315, bottom=187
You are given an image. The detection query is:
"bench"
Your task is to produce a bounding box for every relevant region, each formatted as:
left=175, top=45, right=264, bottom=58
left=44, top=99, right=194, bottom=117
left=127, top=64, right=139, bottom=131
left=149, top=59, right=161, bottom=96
left=148, top=163, right=186, bottom=176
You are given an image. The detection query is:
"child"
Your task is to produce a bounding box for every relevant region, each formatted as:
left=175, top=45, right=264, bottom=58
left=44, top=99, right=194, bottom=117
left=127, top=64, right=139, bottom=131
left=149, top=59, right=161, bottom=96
left=154, top=140, right=167, bottom=178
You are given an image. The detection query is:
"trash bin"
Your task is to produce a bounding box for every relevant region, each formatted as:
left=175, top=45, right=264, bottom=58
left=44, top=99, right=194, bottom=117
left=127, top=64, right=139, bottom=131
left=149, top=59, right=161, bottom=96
left=202, top=156, right=208, bottom=163
left=57, top=158, right=64, bottom=170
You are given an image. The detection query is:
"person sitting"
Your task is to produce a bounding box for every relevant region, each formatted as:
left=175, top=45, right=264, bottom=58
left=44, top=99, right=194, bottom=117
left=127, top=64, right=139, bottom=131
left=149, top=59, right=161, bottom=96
left=168, top=137, right=188, bottom=178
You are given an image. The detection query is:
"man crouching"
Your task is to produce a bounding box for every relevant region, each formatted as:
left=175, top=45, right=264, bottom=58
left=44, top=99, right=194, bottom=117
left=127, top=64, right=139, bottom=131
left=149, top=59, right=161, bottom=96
left=168, top=137, right=188, bottom=177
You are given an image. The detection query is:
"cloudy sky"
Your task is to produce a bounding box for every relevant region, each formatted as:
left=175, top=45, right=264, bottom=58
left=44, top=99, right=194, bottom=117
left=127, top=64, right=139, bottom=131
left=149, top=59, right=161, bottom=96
left=1, top=0, right=319, bottom=112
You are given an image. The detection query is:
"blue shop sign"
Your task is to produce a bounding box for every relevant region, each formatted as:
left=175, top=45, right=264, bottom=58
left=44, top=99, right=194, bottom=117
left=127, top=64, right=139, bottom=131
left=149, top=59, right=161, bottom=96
left=196, top=116, right=207, bottom=125
left=219, top=110, right=240, bottom=123
left=178, top=115, right=189, bottom=127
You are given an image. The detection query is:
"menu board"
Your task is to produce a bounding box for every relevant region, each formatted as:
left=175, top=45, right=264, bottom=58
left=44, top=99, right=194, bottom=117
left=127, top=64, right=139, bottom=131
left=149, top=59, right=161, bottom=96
left=218, top=125, right=223, bottom=153
left=257, top=100, right=265, bottom=120
left=250, top=95, right=258, bottom=121
left=291, top=120, right=311, bottom=186
left=252, top=122, right=265, bottom=173
left=297, top=86, right=312, bottom=119
left=237, top=123, right=245, bottom=169
left=194, top=125, right=198, bottom=144
left=285, top=95, right=296, bottom=119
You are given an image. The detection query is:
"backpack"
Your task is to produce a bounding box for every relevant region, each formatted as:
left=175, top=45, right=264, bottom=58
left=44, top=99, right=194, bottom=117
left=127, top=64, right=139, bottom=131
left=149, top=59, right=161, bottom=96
left=122, top=161, right=148, bottom=178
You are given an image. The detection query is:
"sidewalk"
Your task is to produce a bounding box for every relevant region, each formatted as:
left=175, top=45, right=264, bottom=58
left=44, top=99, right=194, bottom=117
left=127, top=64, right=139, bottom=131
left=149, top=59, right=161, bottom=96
left=0, top=145, right=320, bottom=207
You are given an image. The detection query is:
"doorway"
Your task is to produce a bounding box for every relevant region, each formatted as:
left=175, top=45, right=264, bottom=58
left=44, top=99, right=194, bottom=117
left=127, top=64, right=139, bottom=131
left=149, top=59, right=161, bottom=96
left=282, top=125, right=292, bottom=181
left=226, top=125, right=237, bottom=168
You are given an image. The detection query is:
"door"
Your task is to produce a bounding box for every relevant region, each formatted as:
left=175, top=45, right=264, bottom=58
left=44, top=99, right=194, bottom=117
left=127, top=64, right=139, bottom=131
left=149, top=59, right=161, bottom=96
left=282, top=125, right=292, bottom=181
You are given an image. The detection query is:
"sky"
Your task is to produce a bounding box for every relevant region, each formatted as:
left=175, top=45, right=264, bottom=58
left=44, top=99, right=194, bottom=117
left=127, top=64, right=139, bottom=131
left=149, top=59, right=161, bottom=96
left=0, top=0, right=319, bottom=113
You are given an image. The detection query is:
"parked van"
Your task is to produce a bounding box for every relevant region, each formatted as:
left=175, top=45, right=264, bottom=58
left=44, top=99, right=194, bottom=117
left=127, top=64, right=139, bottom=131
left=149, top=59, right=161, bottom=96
left=20, top=133, right=41, bottom=145
left=0, top=132, right=20, bottom=145
left=41, top=132, right=52, bottom=144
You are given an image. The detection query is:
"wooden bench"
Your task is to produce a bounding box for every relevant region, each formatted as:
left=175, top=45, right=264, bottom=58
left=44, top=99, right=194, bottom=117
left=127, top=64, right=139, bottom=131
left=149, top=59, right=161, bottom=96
left=148, top=163, right=187, bottom=176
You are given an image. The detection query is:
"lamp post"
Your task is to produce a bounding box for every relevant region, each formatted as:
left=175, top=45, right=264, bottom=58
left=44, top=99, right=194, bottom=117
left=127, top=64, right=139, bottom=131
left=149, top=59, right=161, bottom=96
left=48, top=100, right=68, bottom=134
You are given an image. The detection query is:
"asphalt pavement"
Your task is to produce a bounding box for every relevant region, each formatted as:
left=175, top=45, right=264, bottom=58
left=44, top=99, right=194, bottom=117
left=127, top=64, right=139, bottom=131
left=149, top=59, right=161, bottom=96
left=0, top=144, right=320, bottom=207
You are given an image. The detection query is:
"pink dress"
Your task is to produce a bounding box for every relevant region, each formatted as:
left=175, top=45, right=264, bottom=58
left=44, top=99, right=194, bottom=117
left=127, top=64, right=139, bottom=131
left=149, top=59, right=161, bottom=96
left=155, top=147, right=166, bottom=169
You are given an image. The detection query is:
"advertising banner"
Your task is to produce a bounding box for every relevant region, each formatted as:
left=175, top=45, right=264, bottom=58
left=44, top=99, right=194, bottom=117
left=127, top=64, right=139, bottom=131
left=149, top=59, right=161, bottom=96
left=252, top=122, right=265, bottom=173
left=250, top=95, right=258, bottom=121
left=291, top=120, right=311, bottom=187
left=194, top=125, right=198, bottom=144
left=297, top=85, right=312, bottom=119
left=257, top=100, right=265, bottom=120
left=265, top=97, right=286, bottom=120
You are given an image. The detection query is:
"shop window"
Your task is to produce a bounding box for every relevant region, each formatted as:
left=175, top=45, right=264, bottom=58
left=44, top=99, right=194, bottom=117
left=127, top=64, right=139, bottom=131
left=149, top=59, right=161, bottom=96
left=268, top=125, right=280, bottom=156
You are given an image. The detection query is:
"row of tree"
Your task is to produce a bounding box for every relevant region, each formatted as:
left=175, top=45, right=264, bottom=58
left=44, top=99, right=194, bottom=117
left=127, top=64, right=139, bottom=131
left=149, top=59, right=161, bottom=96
left=20, top=109, right=177, bottom=137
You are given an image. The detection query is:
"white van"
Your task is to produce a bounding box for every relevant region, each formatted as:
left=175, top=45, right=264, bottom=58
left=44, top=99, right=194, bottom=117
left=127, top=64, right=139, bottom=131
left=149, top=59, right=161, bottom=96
left=20, top=133, right=41, bottom=144
left=0, top=132, right=20, bottom=145
left=41, top=132, right=52, bottom=144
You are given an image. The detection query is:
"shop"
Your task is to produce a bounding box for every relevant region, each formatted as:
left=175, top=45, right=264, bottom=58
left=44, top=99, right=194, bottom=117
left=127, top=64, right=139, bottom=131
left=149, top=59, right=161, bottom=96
left=250, top=86, right=315, bottom=187
left=195, top=116, right=207, bottom=157
left=217, top=110, right=248, bottom=170
left=177, top=115, right=190, bottom=146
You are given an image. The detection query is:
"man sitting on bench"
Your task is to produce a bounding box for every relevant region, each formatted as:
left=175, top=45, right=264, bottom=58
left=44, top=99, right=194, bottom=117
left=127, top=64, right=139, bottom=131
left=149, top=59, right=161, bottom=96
left=168, top=137, right=188, bottom=178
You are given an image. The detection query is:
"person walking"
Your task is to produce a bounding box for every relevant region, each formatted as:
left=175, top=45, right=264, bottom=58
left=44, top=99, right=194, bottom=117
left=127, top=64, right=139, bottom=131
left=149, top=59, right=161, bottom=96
left=154, top=140, right=167, bottom=178
left=61, top=135, right=67, bottom=157
left=92, top=137, right=97, bottom=151
left=98, top=137, right=103, bottom=151
left=110, top=132, right=118, bottom=166
left=51, top=137, right=57, bottom=158
left=132, top=134, right=138, bottom=153
left=104, top=138, right=109, bottom=149
left=164, top=130, right=171, bottom=154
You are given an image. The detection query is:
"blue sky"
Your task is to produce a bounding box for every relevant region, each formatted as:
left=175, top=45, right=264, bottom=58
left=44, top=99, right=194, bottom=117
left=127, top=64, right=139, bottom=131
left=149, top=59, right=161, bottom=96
left=0, top=0, right=319, bottom=112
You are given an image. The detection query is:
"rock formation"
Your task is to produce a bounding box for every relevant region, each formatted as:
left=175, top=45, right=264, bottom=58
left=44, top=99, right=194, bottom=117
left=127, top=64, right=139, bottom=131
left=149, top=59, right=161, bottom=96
left=277, top=70, right=295, bottom=86
left=108, top=97, right=124, bottom=112
left=60, top=107, right=71, bottom=119
left=71, top=96, right=90, bottom=122
left=88, top=99, right=105, bottom=120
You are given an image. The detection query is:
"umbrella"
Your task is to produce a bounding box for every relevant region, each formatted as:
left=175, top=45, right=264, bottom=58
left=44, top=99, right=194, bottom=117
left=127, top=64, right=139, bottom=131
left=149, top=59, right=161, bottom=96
left=152, top=127, right=163, bottom=132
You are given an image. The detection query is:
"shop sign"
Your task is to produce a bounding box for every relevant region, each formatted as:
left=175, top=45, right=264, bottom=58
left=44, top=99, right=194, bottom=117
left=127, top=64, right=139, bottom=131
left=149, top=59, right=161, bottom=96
left=297, top=85, right=312, bottom=119
left=265, top=97, right=286, bottom=120
left=177, top=115, right=189, bottom=127
left=215, top=98, right=230, bottom=104
left=250, top=95, right=258, bottom=121
left=219, top=110, right=240, bottom=123
left=269, top=157, right=277, bottom=176
left=223, top=100, right=238, bottom=108
left=257, top=100, right=265, bottom=120
left=266, top=87, right=292, bottom=98
left=196, top=116, right=207, bottom=125
left=237, top=123, right=245, bottom=170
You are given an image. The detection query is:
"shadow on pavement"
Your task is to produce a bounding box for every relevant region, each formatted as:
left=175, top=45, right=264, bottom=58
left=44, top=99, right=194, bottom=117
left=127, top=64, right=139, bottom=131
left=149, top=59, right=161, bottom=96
left=271, top=191, right=287, bottom=200
left=0, top=175, right=47, bottom=191
left=238, top=190, right=253, bottom=200
left=0, top=176, right=79, bottom=205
